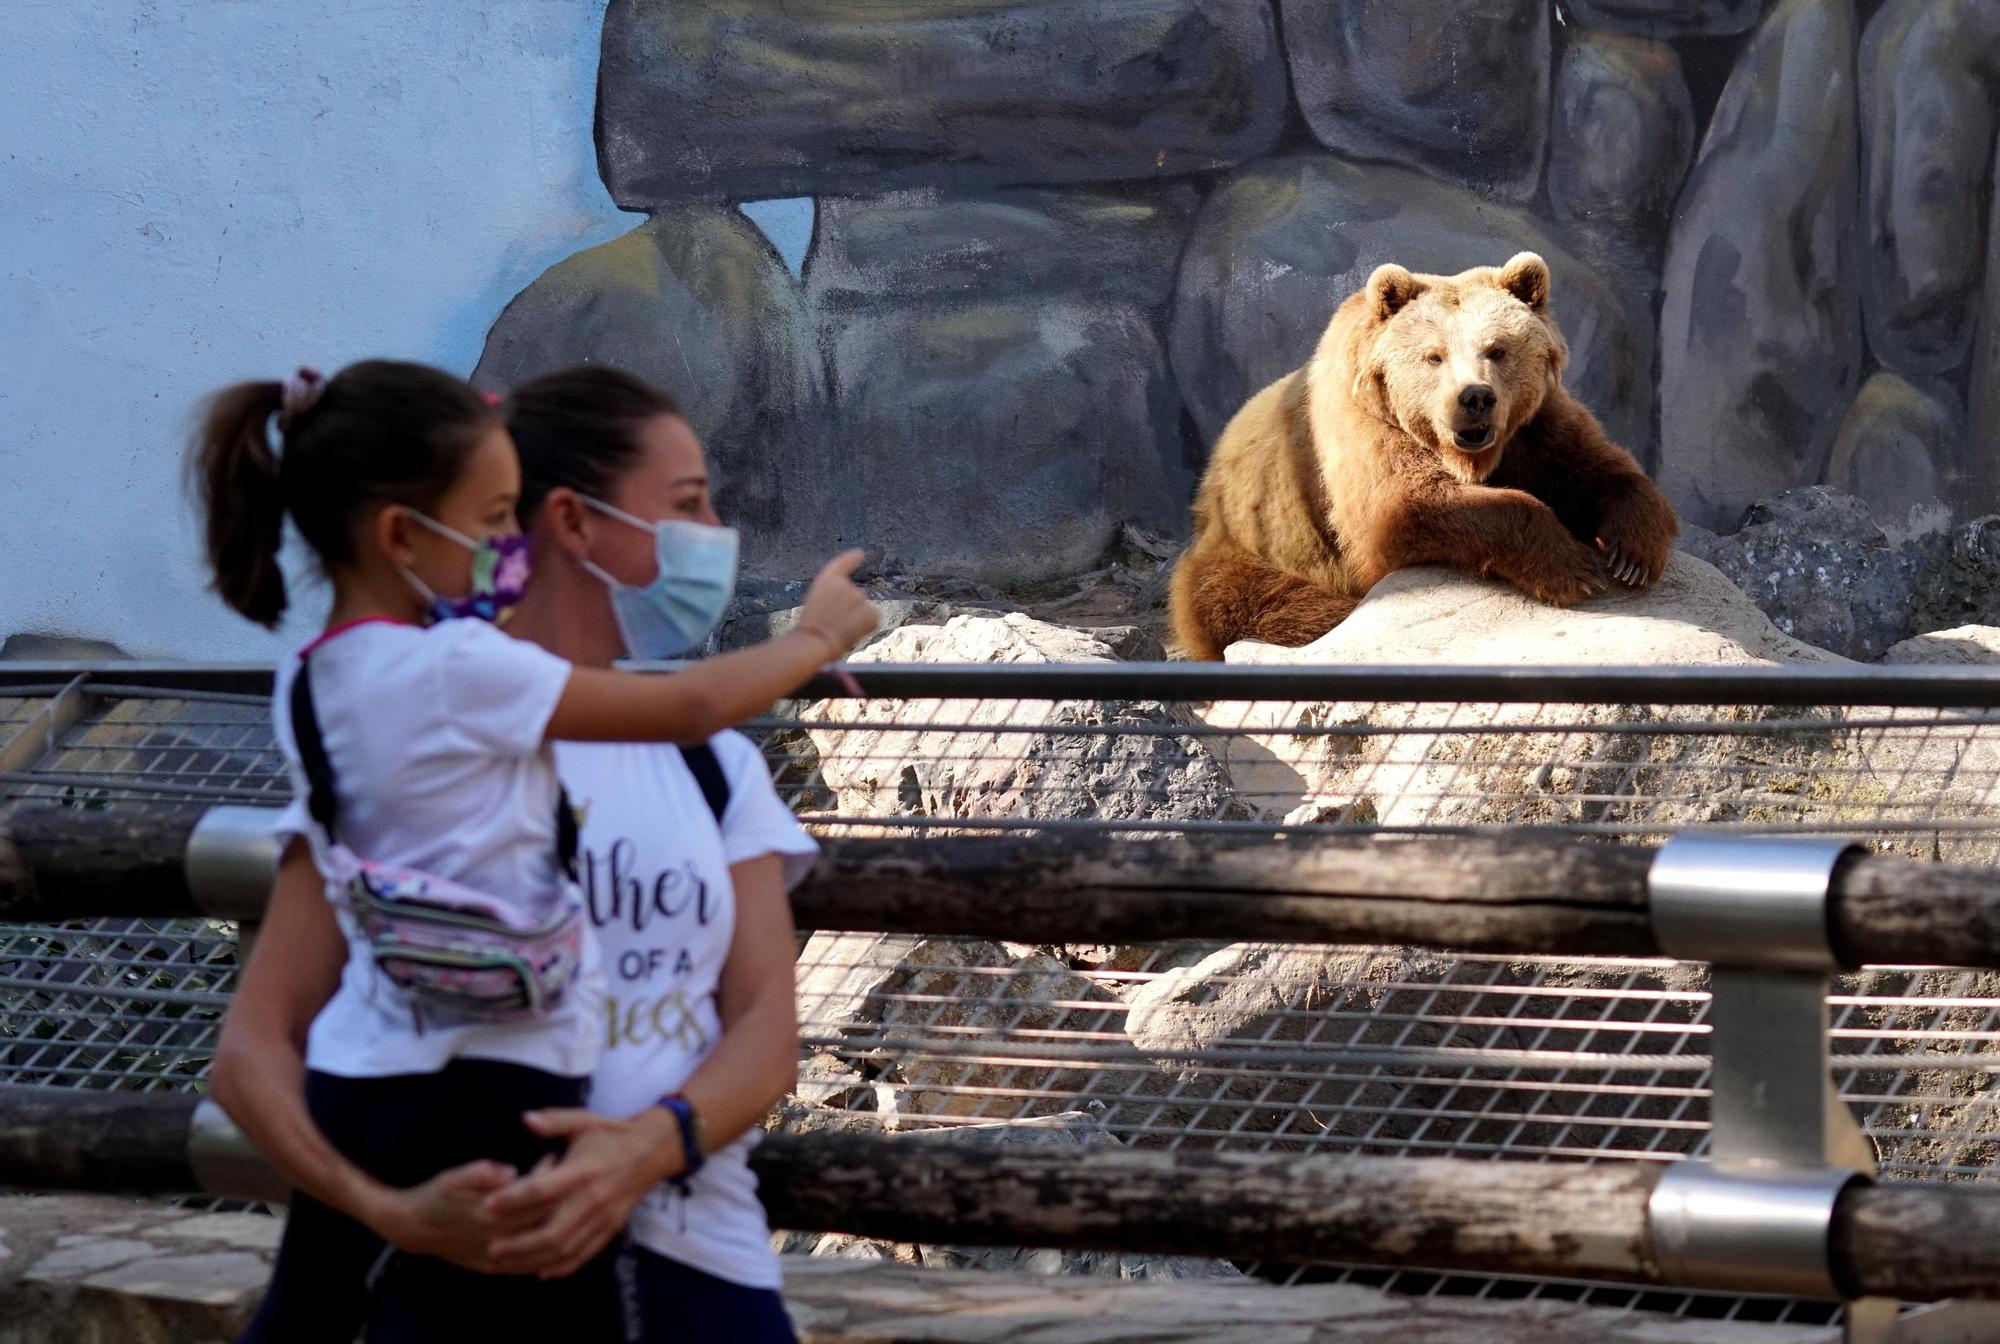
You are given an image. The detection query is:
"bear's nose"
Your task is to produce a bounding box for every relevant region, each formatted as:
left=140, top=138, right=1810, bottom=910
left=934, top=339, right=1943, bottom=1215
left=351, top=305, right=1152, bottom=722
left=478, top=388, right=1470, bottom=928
left=1458, top=384, right=1497, bottom=415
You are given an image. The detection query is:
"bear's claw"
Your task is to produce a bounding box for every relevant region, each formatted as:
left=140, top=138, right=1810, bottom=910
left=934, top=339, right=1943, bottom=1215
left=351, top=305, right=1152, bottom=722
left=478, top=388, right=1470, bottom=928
left=1522, top=545, right=1611, bottom=605
left=1607, top=546, right=1641, bottom=586
left=1596, top=538, right=1663, bottom=588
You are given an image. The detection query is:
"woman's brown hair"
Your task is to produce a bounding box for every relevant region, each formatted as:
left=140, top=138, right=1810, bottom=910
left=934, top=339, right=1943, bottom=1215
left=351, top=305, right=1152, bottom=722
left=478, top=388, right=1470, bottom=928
left=504, top=365, right=683, bottom=524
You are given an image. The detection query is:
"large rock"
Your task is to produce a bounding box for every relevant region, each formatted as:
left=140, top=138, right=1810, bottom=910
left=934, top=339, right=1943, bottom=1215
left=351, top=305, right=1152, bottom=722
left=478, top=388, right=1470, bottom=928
left=1124, top=944, right=1460, bottom=1148
left=1677, top=487, right=1926, bottom=660
left=1566, top=0, right=1770, bottom=38
left=794, top=933, right=1133, bottom=1124
left=1277, top=0, right=1548, bottom=201
left=1883, top=626, right=2000, bottom=667
left=596, top=0, right=1286, bottom=206
left=1209, top=553, right=2000, bottom=857
left=1548, top=31, right=1695, bottom=262
left=1125, top=944, right=1709, bottom=1159
left=1207, top=554, right=1850, bottom=835
left=1910, top=517, right=2000, bottom=635
left=805, top=614, right=1241, bottom=830
left=1657, top=0, right=1863, bottom=532
left=1824, top=372, right=1960, bottom=541
left=806, top=188, right=1198, bottom=575
left=1170, top=154, right=1655, bottom=462
left=472, top=211, right=840, bottom=578
left=1230, top=551, right=1842, bottom=671
left=1859, top=1, right=2000, bottom=382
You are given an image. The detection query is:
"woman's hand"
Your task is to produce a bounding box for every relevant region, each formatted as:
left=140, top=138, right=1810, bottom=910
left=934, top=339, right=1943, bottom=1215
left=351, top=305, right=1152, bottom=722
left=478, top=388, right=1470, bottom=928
left=798, top=549, right=878, bottom=655
left=366, top=1159, right=518, bottom=1273
left=480, top=1108, right=685, bottom=1279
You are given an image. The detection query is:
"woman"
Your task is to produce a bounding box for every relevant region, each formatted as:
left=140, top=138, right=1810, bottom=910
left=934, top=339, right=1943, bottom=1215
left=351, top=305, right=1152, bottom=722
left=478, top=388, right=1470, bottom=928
left=212, top=365, right=820, bottom=1342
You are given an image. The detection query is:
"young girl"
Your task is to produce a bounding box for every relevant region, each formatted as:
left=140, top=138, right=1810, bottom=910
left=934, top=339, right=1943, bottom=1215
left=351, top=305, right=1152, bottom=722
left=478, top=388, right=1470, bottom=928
left=192, top=359, right=874, bottom=1341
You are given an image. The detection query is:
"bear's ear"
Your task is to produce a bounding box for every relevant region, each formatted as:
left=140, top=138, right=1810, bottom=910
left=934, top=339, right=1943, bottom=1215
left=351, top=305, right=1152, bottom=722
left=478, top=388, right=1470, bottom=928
left=1498, top=252, right=1551, bottom=309
left=1366, top=264, right=1425, bottom=320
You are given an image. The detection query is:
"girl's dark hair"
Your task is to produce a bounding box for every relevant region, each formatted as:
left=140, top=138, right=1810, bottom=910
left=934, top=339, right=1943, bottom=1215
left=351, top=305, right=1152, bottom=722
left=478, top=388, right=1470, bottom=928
left=504, top=366, right=683, bottom=524
left=189, top=360, right=496, bottom=628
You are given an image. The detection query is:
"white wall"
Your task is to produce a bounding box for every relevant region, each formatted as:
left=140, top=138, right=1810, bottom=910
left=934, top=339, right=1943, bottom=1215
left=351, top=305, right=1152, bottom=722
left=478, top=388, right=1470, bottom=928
left=0, top=2, right=663, bottom=659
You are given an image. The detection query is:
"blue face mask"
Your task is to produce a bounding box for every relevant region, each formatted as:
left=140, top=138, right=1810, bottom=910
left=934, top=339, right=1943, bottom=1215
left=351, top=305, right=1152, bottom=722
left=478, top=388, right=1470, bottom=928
left=579, top=497, right=739, bottom=659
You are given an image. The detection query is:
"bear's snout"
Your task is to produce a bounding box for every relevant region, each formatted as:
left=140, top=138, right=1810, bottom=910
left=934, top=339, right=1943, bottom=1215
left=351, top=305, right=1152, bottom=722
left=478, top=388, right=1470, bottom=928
left=1451, top=383, right=1497, bottom=450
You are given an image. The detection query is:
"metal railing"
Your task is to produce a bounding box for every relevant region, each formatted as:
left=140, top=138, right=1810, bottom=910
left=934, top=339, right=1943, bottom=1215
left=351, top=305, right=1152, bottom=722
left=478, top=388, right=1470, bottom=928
left=10, top=661, right=2000, bottom=1336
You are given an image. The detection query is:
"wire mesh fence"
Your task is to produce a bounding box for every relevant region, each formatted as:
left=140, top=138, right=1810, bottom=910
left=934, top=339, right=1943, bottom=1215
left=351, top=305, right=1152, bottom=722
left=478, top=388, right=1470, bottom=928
left=6, top=663, right=2000, bottom=1329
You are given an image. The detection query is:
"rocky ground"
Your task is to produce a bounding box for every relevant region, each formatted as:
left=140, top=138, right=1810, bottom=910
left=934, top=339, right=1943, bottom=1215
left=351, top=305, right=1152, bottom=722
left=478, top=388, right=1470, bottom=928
left=703, top=486, right=2000, bottom=669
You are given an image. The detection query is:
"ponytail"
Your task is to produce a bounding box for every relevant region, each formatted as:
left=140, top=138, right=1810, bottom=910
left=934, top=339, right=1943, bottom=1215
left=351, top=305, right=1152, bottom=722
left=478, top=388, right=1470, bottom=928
left=191, top=380, right=289, bottom=628
left=186, top=360, right=496, bottom=631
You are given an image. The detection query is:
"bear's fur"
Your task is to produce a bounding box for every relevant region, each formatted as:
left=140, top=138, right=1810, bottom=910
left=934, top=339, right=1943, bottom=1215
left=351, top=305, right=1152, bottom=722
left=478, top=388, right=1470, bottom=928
left=1169, top=252, right=1679, bottom=661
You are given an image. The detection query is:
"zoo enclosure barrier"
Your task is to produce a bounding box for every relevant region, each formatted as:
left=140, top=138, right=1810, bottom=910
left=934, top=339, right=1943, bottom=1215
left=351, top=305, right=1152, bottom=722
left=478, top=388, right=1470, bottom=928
left=10, top=663, right=2000, bottom=1339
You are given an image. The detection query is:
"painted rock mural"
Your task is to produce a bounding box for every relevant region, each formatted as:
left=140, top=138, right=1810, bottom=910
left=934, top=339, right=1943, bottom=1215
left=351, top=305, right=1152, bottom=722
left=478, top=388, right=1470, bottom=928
left=474, top=0, right=2000, bottom=581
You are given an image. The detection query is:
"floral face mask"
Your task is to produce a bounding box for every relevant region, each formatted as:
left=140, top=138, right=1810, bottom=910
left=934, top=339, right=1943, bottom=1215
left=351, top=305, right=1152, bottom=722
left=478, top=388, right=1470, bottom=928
left=398, top=512, right=532, bottom=625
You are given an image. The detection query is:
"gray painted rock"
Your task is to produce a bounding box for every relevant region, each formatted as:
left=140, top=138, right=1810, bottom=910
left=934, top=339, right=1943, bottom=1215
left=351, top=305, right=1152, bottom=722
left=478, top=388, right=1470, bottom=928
left=1825, top=372, right=1960, bottom=541
left=1676, top=487, right=1922, bottom=660
left=1859, top=0, right=2000, bottom=381
left=809, top=186, right=1195, bottom=323
left=0, top=634, right=129, bottom=661
left=473, top=210, right=843, bottom=579
left=596, top=0, right=1286, bottom=207
left=1278, top=0, right=1548, bottom=201
left=1548, top=31, right=1694, bottom=260
left=808, top=189, right=1197, bottom=578
left=1657, top=0, right=1862, bottom=532
left=1565, top=0, right=1770, bottom=38
left=1169, top=154, right=1655, bottom=463
left=1972, top=189, right=2000, bottom=517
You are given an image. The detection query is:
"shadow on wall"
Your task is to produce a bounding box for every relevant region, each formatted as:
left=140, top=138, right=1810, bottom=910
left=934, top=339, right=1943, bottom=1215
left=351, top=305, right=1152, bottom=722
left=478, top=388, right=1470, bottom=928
left=470, top=0, right=2000, bottom=587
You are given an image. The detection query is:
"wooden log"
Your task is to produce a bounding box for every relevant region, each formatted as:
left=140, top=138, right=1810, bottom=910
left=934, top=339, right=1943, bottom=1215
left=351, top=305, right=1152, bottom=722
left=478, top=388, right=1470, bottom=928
left=752, top=1130, right=1659, bottom=1283
left=16, top=806, right=2000, bottom=971
left=0, top=1085, right=198, bottom=1194
left=0, top=804, right=204, bottom=923
left=1832, top=852, right=2000, bottom=971
left=0, top=809, right=1662, bottom=954
left=1837, top=1182, right=2000, bottom=1302
left=793, top=831, right=1663, bottom=957
left=9, top=1085, right=2000, bottom=1302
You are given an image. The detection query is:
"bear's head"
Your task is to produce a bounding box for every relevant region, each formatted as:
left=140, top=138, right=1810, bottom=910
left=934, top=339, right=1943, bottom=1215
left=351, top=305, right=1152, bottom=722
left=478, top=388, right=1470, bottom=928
left=1344, top=252, right=1569, bottom=483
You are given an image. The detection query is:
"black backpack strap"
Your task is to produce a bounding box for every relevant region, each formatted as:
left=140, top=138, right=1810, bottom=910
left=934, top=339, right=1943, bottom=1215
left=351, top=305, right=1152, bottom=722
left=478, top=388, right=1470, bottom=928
left=680, top=742, right=731, bottom=825
left=295, top=650, right=580, bottom=880
left=288, top=657, right=342, bottom=843
left=555, top=786, right=581, bottom=880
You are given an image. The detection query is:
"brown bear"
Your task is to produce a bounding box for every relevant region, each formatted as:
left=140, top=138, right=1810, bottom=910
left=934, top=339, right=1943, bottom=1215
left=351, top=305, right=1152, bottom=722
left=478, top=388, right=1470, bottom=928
left=1169, top=252, right=1679, bottom=661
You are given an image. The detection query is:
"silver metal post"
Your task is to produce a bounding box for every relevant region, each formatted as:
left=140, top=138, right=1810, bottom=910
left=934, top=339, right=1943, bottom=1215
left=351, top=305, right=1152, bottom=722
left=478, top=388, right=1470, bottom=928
left=184, top=805, right=283, bottom=921
left=1646, top=834, right=1897, bottom=1342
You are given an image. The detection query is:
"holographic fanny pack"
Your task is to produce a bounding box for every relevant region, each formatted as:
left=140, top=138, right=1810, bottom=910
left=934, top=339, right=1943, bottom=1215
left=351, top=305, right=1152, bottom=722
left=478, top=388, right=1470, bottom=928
left=290, top=656, right=583, bottom=1021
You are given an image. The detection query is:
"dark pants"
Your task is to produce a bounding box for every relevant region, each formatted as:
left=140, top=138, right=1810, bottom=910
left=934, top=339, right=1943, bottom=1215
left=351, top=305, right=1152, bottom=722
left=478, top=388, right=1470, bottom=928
left=627, top=1248, right=798, bottom=1344
left=240, top=1060, right=632, bottom=1343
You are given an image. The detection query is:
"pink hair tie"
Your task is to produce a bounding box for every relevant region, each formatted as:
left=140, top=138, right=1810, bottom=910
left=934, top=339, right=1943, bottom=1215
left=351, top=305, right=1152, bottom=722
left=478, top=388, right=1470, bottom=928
left=480, top=390, right=501, bottom=407
left=278, top=366, right=325, bottom=430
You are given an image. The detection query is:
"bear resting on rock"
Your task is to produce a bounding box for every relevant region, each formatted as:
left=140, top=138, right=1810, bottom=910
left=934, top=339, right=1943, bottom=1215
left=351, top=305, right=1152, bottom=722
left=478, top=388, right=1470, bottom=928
left=1169, top=252, right=1679, bottom=661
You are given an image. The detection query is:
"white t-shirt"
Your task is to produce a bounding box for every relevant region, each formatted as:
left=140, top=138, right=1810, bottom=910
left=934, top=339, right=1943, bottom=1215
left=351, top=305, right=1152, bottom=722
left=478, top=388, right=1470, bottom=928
left=272, top=618, right=602, bottom=1081
left=555, top=731, right=817, bottom=1291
